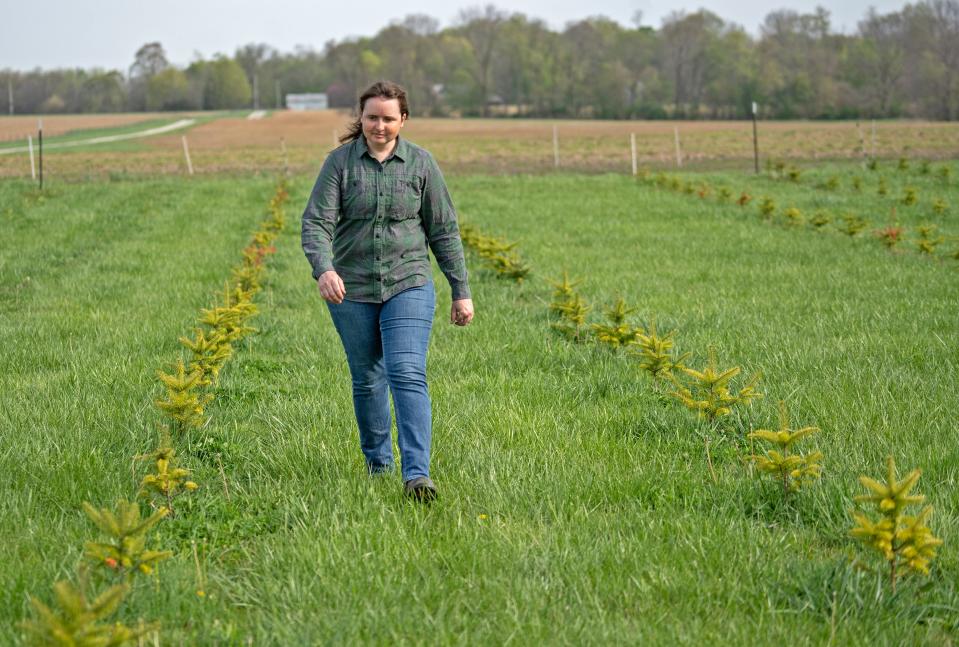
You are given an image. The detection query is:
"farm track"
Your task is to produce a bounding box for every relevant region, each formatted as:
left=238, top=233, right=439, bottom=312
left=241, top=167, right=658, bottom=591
left=0, top=118, right=196, bottom=155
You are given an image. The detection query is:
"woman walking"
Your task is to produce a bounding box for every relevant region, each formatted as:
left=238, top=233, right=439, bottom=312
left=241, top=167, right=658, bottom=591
left=301, top=81, right=473, bottom=502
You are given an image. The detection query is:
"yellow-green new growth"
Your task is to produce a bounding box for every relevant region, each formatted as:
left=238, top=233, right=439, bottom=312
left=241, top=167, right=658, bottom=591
left=747, top=401, right=822, bottom=496
left=591, top=297, right=643, bottom=349
left=488, top=252, right=531, bottom=283
left=810, top=210, right=832, bottom=229
left=631, top=319, right=689, bottom=379
left=179, top=328, right=232, bottom=386
left=19, top=580, right=157, bottom=647
left=138, top=434, right=199, bottom=518
left=931, top=198, right=948, bottom=217
left=232, top=262, right=264, bottom=293
left=199, top=287, right=258, bottom=342
left=155, top=357, right=212, bottom=432
left=547, top=271, right=582, bottom=315
left=783, top=207, right=804, bottom=226
left=850, top=455, right=943, bottom=591
left=916, top=224, right=944, bottom=254
left=901, top=186, right=918, bottom=206
left=82, top=500, right=172, bottom=580
left=671, top=348, right=762, bottom=421
left=551, top=294, right=591, bottom=343
left=758, top=197, right=777, bottom=219
left=839, top=214, right=869, bottom=236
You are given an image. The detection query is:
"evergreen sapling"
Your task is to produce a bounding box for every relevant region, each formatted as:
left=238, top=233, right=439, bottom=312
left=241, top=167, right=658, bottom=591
left=850, top=455, right=943, bottom=591
left=19, top=580, right=156, bottom=647
left=747, top=401, right=823, bottom=496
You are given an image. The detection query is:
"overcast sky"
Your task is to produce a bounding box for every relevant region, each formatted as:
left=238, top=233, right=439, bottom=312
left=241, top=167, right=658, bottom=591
left=1, top=0, right=912, bottom=72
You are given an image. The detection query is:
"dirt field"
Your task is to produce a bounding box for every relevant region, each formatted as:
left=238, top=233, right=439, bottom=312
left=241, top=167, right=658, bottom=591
left=1, top=110, right=957, bottom=179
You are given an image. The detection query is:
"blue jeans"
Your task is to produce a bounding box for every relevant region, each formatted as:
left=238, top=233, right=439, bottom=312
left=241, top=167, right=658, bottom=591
left=326, top=281, right=436, bottom=481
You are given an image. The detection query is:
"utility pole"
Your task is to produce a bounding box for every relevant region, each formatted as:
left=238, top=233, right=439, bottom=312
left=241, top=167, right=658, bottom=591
left=275, top=80, right=281, bottom=109
left=253, top=73, right=259, bottom=110
left=7, top=76, right=13, bottom=115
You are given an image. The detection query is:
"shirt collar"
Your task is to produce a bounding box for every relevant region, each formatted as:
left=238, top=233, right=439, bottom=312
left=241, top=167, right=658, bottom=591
left=356, top=135, right=408, bottom=163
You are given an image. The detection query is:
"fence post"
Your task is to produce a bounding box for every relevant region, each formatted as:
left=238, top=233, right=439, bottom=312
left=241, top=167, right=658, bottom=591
left=181, top=135, right=194, bottom=175
left=280, top=137, right=289, bottom=176
left=751, top=102, right=760, bottom=174
left=630, top=132, right=637, bottom=176
left=552, top=124, right=560, bottom=169
left=673, top=125, right=682, bottom=168
left=856, top=120, right=867, bottom=168
left=27, top=135, right=35, bottom=180
left=38, top=118, right=43, bottom=190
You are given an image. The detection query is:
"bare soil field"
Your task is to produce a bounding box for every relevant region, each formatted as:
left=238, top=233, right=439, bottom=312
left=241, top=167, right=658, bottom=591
left=1, top=110, right=957, bottom=179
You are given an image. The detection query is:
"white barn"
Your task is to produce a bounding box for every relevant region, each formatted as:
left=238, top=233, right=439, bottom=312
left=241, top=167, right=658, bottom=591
left=286, top=93, right=329, bottom=110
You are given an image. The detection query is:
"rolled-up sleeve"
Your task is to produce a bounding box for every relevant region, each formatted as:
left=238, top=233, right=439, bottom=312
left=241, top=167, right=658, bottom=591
left=301, top=155, right=340, bottom=280
left=420, top=154, right=471, bottom=300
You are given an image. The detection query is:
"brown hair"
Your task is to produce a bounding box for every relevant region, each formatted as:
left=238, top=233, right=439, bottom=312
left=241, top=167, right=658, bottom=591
left=339, top=80, right=409, bottom=144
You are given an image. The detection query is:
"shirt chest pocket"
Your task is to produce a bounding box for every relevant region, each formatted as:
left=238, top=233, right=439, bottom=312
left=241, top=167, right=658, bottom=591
left=340, top=175, right=373, bottom=220
left=389, top=174, right=423, bottom=220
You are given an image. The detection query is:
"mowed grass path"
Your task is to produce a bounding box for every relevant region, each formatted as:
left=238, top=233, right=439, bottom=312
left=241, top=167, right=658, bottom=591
left=1, top=171, right=957, bottom=644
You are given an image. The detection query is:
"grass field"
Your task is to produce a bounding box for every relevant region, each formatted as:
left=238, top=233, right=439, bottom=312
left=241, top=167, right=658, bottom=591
left=0, top=113, right=202, bottom=141
left=1, top=164, right=957, bottom=643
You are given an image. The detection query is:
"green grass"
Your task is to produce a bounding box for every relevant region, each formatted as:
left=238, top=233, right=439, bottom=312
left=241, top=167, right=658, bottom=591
left=1, top=168, right=957, bottom=644
left=668, top=160, right=958, bottom=242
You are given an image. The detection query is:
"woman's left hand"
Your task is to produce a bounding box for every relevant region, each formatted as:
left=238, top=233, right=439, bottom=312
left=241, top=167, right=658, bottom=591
left=451, top=299, right=474, bottom=326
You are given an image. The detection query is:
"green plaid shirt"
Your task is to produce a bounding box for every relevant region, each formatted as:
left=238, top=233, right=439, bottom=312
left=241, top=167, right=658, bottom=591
left=301, top=136, right=470, bottom=303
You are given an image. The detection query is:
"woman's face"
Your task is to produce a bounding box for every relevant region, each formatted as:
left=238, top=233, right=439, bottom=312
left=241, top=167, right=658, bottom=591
left=361, top=96, right=406, bottom=148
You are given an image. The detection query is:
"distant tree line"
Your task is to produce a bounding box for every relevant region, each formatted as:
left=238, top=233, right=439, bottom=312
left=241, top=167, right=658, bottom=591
left=2, top=1, right=958, bottom=120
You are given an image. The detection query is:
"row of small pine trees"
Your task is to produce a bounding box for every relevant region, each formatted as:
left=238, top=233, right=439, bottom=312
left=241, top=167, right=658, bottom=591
left=643, top=171, right=959, bottom=261
left=19, top=180, right=290, bottom=645
left=766, top=157, right=953, bottom=194
left=459, top=222, right=531, bottom=283
left=546, top=272, right=942, bottom=592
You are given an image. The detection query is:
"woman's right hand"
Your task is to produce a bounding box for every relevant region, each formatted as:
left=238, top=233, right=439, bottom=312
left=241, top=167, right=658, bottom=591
left=317, top=270, right=346, bottom=304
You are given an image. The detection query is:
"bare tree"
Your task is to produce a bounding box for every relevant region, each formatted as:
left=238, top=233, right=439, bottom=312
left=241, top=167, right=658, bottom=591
left=659, top=10, right=725, bottom=115
left=928, top=0, right=959, bottom=119
left=857, top=8, right=905, bottom=115
left=398, top=14, right=440, bottom=36
left=455, top=5, right=508, bottom=116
